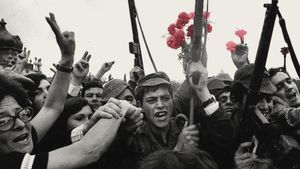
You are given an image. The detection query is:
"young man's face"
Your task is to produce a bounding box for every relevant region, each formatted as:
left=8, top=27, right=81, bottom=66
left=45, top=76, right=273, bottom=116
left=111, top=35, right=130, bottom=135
left=84, top=87, right=103, bottom=112
left=271, top=72, right=300, bottom=107
left=0, top=96, right=33, bottom=154
left=142, top=86, right=173, bottom=132
left=33, top=79, right=50, bottom=112
left=218, top=91, right=233, bottom=117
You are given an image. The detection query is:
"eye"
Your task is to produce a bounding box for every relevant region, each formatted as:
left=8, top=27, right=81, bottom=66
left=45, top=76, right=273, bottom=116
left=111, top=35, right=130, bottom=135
left=276, top=82, right=284, bottom=90
left=125, top=96, right=134, bottom=102
left=286, top=78, right=292, bottom=84
left=146, top=98, right=156, bottom=104
left=0, top=117, right=11, bottom=127
left=85, top=93, right=93, bottom=98
left=162, top=96, right=171, bottom=102
left=219, top=97, right=227, bottom=103
left=75, top=114, right=85, bottom=121
left=95, top=94, right=102, bottom=98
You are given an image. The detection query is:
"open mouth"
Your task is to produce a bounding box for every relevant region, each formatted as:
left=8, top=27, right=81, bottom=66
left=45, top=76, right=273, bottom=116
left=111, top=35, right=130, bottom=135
left=287, top=92, right=297, bottom=101
left=13, top=133, right=29, bottom=144
left=225, top=108, right=233, bottom=112
left=154, top=111, right=167, bottom=119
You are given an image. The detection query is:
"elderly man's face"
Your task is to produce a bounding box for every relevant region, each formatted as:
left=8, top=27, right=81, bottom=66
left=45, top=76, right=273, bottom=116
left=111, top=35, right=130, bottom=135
left=271, top=72, right=300, bottom=107
left=142, top=86, right=173, bottom=132
left=0, top=96, right=33, bottom=154
left=84, top=87, right=103, bottom=112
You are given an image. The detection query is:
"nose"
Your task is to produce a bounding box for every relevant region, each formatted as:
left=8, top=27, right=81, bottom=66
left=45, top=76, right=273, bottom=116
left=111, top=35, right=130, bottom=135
left=156, top=98, right=164, bottom=108
left=284, top=82, right=293, bottom=91
left=225, top=97, right=232, bottom=105
left=12, top=118, right=26, bottom=130
left=43, top=89, right=48, bottom=98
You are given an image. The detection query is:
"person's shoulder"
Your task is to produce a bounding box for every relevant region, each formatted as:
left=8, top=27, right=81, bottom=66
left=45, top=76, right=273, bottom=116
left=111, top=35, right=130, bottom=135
left=0, top=152, right=26, bottom=169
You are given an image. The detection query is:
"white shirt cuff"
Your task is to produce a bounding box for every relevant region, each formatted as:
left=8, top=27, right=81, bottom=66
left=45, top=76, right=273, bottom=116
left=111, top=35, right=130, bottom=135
left=68, top=83, right=81, bottom=97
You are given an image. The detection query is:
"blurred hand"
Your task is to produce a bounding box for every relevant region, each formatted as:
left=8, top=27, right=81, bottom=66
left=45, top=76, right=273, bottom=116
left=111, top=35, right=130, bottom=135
left=129, top=66, right=144, bottom=82
left=188, top=61, right=208, bottom=92
left=234, top=141, right=257, bottom=168
left=175, top=122, right=199, bottom=152
left=231, top=44, right=249, bottom=69
left=71, top=51, right=91, bottom=85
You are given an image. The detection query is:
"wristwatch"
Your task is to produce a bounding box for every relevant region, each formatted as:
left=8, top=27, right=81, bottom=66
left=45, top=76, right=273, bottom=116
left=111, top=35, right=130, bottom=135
left=200, top=95, right=216, bottom=109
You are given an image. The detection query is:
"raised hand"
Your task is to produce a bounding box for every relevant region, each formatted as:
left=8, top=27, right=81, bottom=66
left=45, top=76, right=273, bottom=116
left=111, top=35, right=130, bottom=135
left=231, top=44, right=249, bottom=69
left=175, top=122, right=199, bottom=151
left=188, top=61, right=208, bottom=92
left=129, top=66, right=144, bottom=82
left=234, top=142, right=257, bottom=168
left=71, top=51, right=91, bottom=85
left=45, top=12, right=75, bottom=66
left=11, top=47, right=30, bottom=73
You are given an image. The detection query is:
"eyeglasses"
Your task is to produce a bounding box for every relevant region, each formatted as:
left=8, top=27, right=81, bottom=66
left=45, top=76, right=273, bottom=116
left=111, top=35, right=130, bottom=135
left=0, top=107, right=34, bottom=132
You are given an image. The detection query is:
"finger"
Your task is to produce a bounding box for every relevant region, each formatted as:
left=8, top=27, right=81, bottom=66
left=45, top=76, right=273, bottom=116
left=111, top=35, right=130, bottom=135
left=69, top=31, right=75, bottom=38
left=74, top=62, right=84, bottom=71
left=63, top=31, right=70, bottom=38
left=235, top=142, right=253, bottom=155
left=82, top=51, right=89, bottom=60
left=107, top=98, right=122, bottom=109
left=50, top=68, right=57, bottom=74
left=107, top=102, right=122, bottom=114
left=46, top=13, right=61, bottom=38
left=86, top=54, right=91, bottom=62
left=190, top=136, right=200, bottom=142
left=27, top=50, right=30, bottom=58
left=125, top=120, right=143, bottom=132
left=102, top=105, right=120, bottom=119
left=183, top=121, right=188, bottom=128
left=98, top=111, right=113, bottom=119
left=52, top=63, right=57, bottom=68
left=186, top=130, right=199, bottom=136
left=24, top=47, right=27, bottom=54
left=185, top=124, right=197, bottom=130
left=235, top=152, right=252, bottom=160
left=110, top=61, right=115, bottom=66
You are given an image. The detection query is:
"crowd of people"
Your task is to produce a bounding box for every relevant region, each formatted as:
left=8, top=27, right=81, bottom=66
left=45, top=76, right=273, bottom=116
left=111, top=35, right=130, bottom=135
left=0, top=12, right=300, bottom=169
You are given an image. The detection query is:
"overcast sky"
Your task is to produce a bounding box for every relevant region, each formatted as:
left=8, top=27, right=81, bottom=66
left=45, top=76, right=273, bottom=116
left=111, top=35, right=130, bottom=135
left=1, top=0, right=299, bottom=81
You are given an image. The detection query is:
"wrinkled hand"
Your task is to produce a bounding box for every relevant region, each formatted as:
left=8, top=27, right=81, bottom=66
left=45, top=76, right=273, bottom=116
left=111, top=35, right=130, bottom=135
left=83, top=98, right=123, bottom=134
left=46, top=13, right=75, bottom=66
left=72, top=51, right=91, bottom=84
left=130, top=66, right=145, bottom=82
left=231, top=44, right=249, bottom=69
left=175, top=122, right=199, bottom=152
left=234, top=142, right=257, bottom=168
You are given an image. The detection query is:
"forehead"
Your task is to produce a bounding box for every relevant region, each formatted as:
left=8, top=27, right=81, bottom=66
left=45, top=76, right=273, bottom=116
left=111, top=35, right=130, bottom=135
left=144, top=86, right=171, bottom=98
left=271, top=72, right=289, bottom=84
left=0, top=96, right=20, bottom=115
left=219, top=91, right=230, bottom=98
left=39, top=79, right=50, bottom=88
left=118, top=88, right=134, bottom=99
left=85, top=87, right=103, bottom=94
left=76, top=105, right=93, bottom=115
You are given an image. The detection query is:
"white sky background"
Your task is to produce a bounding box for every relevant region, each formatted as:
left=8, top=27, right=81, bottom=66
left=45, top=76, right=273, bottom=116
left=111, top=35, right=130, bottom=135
left=1, top=0, right=299, bottom=81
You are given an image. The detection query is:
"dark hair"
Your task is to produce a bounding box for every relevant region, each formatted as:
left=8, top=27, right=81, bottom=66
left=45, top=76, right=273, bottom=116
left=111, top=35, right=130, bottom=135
left=268, top=67, right=290, bottom=78
left=25, top=73, right=48, bottom=102
left=81, top=80, right=103, bottom=97
left=0, top=74, right=31, bottom=108
left=37, top=97, right=90, bottom=152
left=136, top=84, right=173, bottom=105
left=140, top=150, right=218, bottom=169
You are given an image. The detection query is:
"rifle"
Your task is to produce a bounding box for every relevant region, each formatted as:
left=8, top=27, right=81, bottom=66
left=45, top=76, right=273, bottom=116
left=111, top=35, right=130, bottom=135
left=239, top=1, right=300, bottom=165
left=128, top=0, right=144, bottom=70
left=238, top=0, right=278, bottom=156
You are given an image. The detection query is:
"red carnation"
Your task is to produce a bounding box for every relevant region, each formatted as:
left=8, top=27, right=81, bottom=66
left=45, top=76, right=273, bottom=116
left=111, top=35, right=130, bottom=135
left=167, top=29, right=185, bottom=49
left=176, top=19, right=184, bottom=29
left=235, top=29, right=247, bottom=44
left=226, top=41, right=237, bottom=52
left=186, top=25, right=194, bottom=38
left=168, top=23, right=176, bottom=36
left=203, top=11, right=210, bottom=19
left=189, top=12, right=195, bottom=19
left=178, top=12, right=190, bottom=25
left=207, top=24, right=212, bottom=33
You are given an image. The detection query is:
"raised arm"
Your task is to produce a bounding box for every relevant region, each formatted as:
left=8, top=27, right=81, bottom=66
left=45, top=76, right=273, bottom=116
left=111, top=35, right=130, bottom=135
left=31, top=13, right=75, bottom=142
left=47, top=99, right=141, bottom=169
